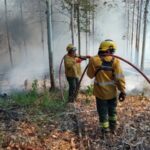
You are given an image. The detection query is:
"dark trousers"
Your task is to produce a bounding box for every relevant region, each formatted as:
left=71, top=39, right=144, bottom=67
left=67, top=77, right=79, bottom=102
left=96, top=97, right=117, bottom=129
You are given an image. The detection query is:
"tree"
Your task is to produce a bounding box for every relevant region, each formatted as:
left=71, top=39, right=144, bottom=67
left=19, top=0, right=28, bottom=57
left=131, top=0, right=136, bottom=62
left=135, top=0, right=142, bottom=66
left=61, top=0, right=96, bottom=55
left=141, top=0, right=150, bottom=71
left=39, top=0, right=45, bottom=55
left=70, top=0, right=75, bottom=45
left=46, top=0, right=56, bottom=90
left=125, top=0, right=149, bottom=69
left=4, top=0, right=13, bottom=67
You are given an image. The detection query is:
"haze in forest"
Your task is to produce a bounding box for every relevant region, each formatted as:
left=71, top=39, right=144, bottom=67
left=0, top=0, right=150, bottom=94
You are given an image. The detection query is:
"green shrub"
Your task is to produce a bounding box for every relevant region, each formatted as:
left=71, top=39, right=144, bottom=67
left=0, top=99, right=11, bottom=108
left=11, top=80, right=39, bottom=107
left=86, top=84, right=93, bottom=96
left=39, top=91, right=67, bottom=113
left=3, top=79, right=68, bottom=114
left=12, top=92, right=36, bottom=107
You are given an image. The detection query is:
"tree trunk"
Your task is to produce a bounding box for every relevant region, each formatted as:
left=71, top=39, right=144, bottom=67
left=131, top=0, right=136, bottom=62
left=46, top=0, right=56, bottom=90
left=77, top=2, right=81, bottom=55
left=92, top=0, right=95, bottom=53
left=135, top=0, right=140, bottom=66
left=71, top=0, right=75, bottom=45
left=127, top=0, right=130, bottom=57
left=85, top=9, right=88, bottom=56
left=141, top=0, right=149, bottom=71
left=20, top=0, right=28, bottom=58
left=39, top=0, right=45, bottom=55
left=4, top=0, right=13, bottom=67
left=138, top=0, right=143, bottom=64
left=88, top=3, right=91, bottom=55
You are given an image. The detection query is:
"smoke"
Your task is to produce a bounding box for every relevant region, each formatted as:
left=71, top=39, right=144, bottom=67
left=0, top=46, right=49, bottom=93
left=0, top=0, right=49, bottom=93
left=93, top=0, right=127, bottom=56
left=0, top=0, right=150, bottom=94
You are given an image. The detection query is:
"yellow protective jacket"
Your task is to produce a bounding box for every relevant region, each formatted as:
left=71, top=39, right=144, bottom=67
left=64, top=54, right=81, bottom=78
left=87, top=55, right=126, bottom=100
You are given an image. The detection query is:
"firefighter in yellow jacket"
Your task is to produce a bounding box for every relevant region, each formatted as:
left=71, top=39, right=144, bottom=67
left=64, top=44, right=90, bottom=102
left=87, top=39, right=126, bottom=133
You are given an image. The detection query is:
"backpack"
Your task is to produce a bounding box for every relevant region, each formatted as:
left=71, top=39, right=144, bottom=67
left=95, top=57, right=115, bottom=77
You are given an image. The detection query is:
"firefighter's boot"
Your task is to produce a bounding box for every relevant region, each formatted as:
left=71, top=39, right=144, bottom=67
left=109, top=121, right=117, bottom=134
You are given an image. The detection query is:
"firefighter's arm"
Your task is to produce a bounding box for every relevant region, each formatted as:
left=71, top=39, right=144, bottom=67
left=113, top=59, right=126, bottom=94
left=77, top=55, right=91, bottom=60
left=76, top=58, right=83, bottom=63
left=87, top=58, right=96, bottom=79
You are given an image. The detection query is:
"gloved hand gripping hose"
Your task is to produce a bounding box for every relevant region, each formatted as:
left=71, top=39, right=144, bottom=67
left=119, top=92, right=126, bottom=102
left=59, top=54, right=150, bottom=101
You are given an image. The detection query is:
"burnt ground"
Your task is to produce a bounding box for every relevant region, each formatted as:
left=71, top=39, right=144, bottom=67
left=0, top=94, right=150, bottom=150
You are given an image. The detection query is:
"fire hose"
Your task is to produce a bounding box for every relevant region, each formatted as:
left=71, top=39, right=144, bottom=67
left=59, top=54, right=150, bottom=101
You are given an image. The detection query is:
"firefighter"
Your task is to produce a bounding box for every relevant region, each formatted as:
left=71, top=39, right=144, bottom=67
left=64, top=44, right=90, bottom=103
left=87, top=39, right=126, bottom=134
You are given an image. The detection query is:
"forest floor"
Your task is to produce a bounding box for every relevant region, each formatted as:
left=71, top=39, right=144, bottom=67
left=0, top=93, right=150, bottom=150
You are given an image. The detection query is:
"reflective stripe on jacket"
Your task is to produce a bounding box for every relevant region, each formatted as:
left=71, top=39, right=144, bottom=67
left=64, top=55, right=81, bottom=78
left=87, top=55, right=126, bottom=100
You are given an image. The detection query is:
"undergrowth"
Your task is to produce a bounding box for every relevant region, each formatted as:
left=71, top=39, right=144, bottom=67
left=0, top=80, right=68, bottom=114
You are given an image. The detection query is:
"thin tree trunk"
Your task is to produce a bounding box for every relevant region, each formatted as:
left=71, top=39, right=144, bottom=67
left=39, top=0, right=45, bottom=55
left=4, top=0, right=13, bottom=67
left=127, top=0, right=130, bottom=57
left=131, top=0, right=136, bottom=62
left=135, top=0, right=140, bottom=65
left=46, top=0, right=55, bottom=89
left=141, top=0, right=149, bottom=71
left=20, top=0, right=28, bottom=57
left=71, top=0, right=75, bottom=45
left=77, top=2, right=81, bottom=55
left=88, top=3, right=91, bottom=55
left=92, top=0, right=95, bottom=53
left=85, top=8, right=88, bottom=56
left=138, top=0, right=143, bottom=63
left=125, top=0, right=128, bottom=57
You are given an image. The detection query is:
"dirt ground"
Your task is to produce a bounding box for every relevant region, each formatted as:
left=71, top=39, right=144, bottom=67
left=0, top=95, right=150, bottom=150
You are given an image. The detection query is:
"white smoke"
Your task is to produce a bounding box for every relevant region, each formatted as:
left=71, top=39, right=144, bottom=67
left=0, top=48, right=49, bottom=93
left=0, top=0, right=150, bottom=95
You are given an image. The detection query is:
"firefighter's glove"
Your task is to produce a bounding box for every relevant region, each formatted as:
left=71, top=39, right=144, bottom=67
left=76, top=59, right=82, bottom=63
left=119, top=92, right=126, bottom=102
left=86, top=55, right=91, bottom=59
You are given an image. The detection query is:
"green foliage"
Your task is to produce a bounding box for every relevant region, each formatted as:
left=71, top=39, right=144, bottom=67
left=0, top=80, right=67, bottom=114
left=31, top=79, right=38, bottom=95
left=11, top=80, right=38, bottom=107
left=10, top=90, right=67, bottom=113
left=61, top=0, right=97, bottom=33
left=62, top=88, right=68, bottom=101
left=11, top=91, right=36, bottom=107
left=0, top=98, right=12, bottom=109
left=79, top=1, right=96, bottom=32
left=39, top=91, right=67, bottom=113
left=85, top=84, right=93, bottom=96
